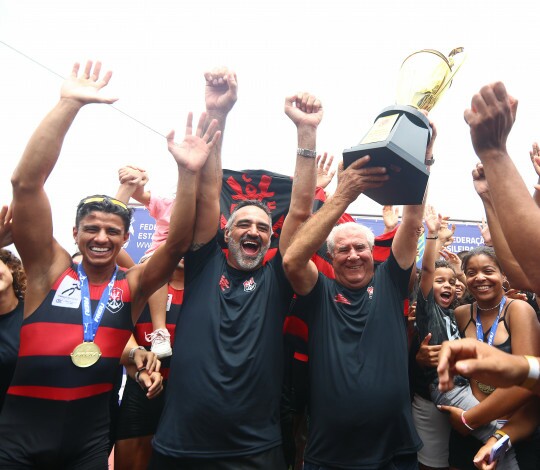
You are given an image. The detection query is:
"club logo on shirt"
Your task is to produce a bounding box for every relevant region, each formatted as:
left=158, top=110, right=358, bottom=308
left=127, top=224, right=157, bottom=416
left=243, top=277, right=257, bottom=292
left=334, top=293, right=351, bottom=305
left=107, top=287, right=124, bottom=314
left=219, top=274, right=230, bottom=292
left=367, top=286, right=374, bottom=299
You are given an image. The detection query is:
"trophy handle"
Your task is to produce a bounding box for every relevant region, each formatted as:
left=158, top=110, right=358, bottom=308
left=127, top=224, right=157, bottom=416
left=399, top=48, right=466, bottom=110
left=445, top=47, right=466, bottom=89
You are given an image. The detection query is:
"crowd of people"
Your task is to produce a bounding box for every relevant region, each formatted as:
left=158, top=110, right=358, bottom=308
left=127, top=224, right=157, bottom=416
left=1, top=59, right=540, bottom=470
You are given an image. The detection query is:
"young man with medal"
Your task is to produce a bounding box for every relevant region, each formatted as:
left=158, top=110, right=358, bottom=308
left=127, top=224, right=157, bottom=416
left=0, top=60, right=221, bottom=469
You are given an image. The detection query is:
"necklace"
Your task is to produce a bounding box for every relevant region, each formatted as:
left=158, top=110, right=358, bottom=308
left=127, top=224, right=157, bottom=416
left=475, top=299, right=503, bottom=311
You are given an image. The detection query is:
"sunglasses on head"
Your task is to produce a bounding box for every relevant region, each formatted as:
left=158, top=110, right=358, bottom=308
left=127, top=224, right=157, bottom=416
left=80, top=196, right=128, bottom=211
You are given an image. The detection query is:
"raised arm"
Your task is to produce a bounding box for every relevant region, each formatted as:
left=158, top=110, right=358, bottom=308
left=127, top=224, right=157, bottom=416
left=435, top=216, right=456, bottom=253
left=192, top=67, right=238, bottom=248
left=316, top=152, right=336, bottom=192
left=283, top=156, right=388, bottom=295
left=11, top=61, right=117, bottom=304
left=0, top=205, right=13, bottom=248
left=465, top=82, right=540, bottom=291
left=382, top=205, right=400, bottom=234
left=472, top=162, right=535, bottom=292
left=419, top=205, right=441, bottom=298
left=116, top=165, right=151, bottom=206
left=279, top=93, right=323, bottom=256
left=529, top=142, right=540, bottom=207
left=391, top=118, right=435, bottom=268
left=131, top=113, right=220, bottom=315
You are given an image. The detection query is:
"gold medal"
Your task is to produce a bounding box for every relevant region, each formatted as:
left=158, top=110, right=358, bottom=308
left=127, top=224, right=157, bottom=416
left=71, top=342, right=102, bottom=368
left=476, top=380, right=496, bottom=395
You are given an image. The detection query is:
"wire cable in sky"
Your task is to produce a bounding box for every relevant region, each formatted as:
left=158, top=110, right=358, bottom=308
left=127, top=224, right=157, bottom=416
left=0, top=39, right=167, bottom=140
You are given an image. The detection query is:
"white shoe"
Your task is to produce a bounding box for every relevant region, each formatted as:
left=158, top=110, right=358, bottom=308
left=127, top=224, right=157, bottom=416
left=145, top=328, right=172, bottom=358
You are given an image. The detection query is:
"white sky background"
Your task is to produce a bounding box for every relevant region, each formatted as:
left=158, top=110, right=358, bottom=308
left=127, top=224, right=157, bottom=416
left=1, top=0, right=539, bottom=252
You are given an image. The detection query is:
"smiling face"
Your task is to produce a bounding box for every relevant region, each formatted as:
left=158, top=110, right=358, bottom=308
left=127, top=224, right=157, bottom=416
left=454, top=277, right=466, bottom=300
left=73, top=211, right=129, bottom=269
left=224, top=205, right=272, bottom=271
left=330, top=225, right=374, bottom=290
left=433, top=267, right=457, bottom=308
left=464, top=253, right=505, bottom=306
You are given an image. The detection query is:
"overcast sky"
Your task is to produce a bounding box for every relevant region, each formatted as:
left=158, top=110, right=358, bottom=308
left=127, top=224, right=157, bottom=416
left=1, top=0, right=539, bottom=252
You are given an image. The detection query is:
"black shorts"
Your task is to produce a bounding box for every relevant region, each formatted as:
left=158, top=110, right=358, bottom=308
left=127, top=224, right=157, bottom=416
left=148, top=445, right=286, bottom=470
left=0, top=394, right=110, bottom=469
left=115, top=376, right=166, bottom=440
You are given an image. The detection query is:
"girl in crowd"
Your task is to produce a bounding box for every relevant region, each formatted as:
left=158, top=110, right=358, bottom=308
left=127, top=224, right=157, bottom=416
left=413, top=207, right=518, bottom=470
left=440, top=246, right=540, bottom=470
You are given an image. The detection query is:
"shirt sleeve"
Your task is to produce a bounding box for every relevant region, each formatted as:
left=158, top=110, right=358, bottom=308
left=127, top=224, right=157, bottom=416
left=184, top=236, right=222, bottom=283
left=384, top=250, right=413, bottom=299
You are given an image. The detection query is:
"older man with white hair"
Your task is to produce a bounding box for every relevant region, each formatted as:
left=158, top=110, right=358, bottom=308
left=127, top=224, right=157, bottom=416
left=283, top=151, right=432, bottom=469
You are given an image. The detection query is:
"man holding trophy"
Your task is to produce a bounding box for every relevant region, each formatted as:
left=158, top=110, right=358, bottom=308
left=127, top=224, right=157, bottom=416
left=344, top=47, right=464, bottom=205
left=282, top=48, right=463, bottom=469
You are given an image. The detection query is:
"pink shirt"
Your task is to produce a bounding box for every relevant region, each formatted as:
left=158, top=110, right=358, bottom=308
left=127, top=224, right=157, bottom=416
left=145, top=194, right=174, bottom=255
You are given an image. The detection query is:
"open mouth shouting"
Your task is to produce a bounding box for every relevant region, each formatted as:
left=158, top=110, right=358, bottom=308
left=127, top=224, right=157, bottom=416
left=240, top=235, right=262, bottom=258
left=439, top=290, right=453, bottom=305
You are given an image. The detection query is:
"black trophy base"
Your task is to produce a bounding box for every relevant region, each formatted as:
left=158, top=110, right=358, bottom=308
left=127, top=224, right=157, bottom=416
left=343, top=105, right=431, bottom=205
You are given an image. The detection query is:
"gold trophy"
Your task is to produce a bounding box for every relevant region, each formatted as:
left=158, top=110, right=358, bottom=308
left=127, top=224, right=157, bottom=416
left=343, top=47, right=465, bottom=205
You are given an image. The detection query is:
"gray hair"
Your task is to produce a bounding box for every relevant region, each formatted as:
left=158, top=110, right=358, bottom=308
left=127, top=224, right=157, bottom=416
left=327, top=222, right=374, bottom=254
left=225, top=200, right=273, bottom=235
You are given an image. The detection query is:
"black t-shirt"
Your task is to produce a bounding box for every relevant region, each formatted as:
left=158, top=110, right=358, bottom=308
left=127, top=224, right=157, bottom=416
left=153, top=237, right=293, bottom=458
left=298, top=252, right=422, bottom=469
left=0, top=301, right=23, bottom=412
left=415, top=288, right=460, bottom=384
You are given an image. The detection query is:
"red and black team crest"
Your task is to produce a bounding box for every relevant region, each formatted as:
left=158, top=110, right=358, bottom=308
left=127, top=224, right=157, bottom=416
left=219, top=170, right=291, bottom=251
left=367, top=286, right=374, bottom=299
left=334, top=293, right=351, bottom=305
left=107, top=287, right=124, bottom=314
left=219, top=274, right=230, bottom=292
left=243, top=277, right=257, bottom=292
left=219, top=170, right=355, bottom=270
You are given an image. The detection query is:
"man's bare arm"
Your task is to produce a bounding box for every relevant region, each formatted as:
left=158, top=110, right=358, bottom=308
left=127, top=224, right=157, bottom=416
left=465, top=82, right=540, bottom=292
left=10, top=61, right=117, bottom=312
left=283, top=157, right=388, bottom=295
left=472, top=162, right=535, bottom=292
left=192, top=68, right=238, bottom=248
left=279, top=93, right=323, bottom=256
left=131, top=113, right=221, bottom=318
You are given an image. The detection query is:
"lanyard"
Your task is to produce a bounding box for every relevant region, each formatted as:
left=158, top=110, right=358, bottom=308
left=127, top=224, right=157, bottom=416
left=77, top=263, right=118, bottom=342
left=475, top=297, right=506, bottom=346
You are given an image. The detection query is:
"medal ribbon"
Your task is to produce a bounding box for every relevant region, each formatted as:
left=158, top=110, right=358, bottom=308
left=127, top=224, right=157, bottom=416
left=77, top=264, right=118, bottom=342
left=475, top=296, right=506, bottom=346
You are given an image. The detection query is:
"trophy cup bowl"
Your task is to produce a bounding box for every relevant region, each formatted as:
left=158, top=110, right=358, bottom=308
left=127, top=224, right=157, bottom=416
left=343, top=47, right=465, bottom=205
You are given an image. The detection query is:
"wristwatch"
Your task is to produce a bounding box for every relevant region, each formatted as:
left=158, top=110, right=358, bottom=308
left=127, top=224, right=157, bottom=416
left=297, top=148, right=317, bottom=158
left=129, top=345, right=146, bottom=362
